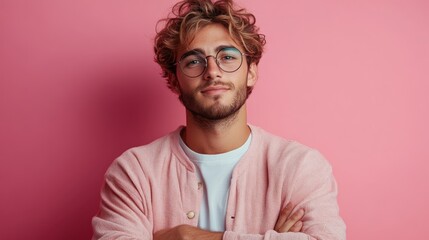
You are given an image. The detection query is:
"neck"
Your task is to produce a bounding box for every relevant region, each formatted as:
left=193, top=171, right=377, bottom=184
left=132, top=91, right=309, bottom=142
left=182, top=104, right=250, bottom=154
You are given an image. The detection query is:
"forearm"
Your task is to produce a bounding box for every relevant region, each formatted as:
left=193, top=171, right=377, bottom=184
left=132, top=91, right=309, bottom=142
left=223, top=230, right=316, bottom=240
left=192, top=229, right=223, bottom=240
left=154, top=225, right=223, bottom=240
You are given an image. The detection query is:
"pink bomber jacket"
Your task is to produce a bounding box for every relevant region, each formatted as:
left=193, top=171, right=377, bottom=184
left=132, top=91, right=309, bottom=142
left=92, top=125, right=346, bottom=240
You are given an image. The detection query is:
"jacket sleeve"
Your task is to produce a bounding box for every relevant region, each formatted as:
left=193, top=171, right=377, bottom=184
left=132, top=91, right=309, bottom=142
left=223, top=150, right=346, bottom=240
left=92, top=154, right=153, bottom=240
left=223, top=231, right=315, bottom=240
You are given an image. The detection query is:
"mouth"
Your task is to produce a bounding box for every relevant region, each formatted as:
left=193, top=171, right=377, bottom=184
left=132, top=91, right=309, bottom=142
left=200, top=86, right=230, bottom=95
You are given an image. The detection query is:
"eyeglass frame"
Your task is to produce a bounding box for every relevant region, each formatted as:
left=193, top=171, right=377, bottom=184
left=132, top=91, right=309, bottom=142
left=174, top=46, right=247, bottom=78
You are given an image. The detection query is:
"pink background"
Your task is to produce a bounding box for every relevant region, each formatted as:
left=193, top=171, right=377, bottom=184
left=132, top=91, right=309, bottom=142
left=1, top=0, right=428, bottom=239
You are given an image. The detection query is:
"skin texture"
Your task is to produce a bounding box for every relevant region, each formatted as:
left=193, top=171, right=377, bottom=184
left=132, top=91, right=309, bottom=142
left=274, top=203, right=305, bottom=233
left=153, top=24, right=305, bottom=240
left=176, top=23, right=257, bottom=154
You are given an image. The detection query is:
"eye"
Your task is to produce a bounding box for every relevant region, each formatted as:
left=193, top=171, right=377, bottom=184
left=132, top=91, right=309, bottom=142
left=182, top=55, right=204, bottom=68
left=222, top=55, right=236, bottom=61
left=186, top=59, right=201, bottom=67
left=218, top=48, right=241, bottom=63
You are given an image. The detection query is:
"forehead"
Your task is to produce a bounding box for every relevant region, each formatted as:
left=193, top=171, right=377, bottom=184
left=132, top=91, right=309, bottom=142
left=178, top=23, right=243, bottom=56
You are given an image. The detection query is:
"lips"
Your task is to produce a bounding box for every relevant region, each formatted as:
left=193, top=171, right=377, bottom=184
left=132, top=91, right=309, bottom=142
left=201, top=86, right=229, bottom=92
left=200, top=85, right=230, bottom=95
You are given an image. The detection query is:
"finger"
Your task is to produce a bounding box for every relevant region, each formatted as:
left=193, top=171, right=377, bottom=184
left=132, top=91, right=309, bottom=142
left=288, top=220, right=303, bottom=232
left=277, top=208, right=305, bottom=233
left=274, top=203, right=293, bottom=231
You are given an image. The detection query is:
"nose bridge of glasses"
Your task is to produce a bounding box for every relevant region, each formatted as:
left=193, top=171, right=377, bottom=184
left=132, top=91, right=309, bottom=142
left=205, top=55, right=220, bottom=68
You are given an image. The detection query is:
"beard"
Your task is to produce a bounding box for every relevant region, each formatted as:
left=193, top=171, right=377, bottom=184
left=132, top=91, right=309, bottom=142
left=179, top=80, right=248, bottom=122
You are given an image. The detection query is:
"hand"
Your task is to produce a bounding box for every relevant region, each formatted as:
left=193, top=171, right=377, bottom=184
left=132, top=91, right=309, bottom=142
left=274, top=202, right=305, bottom=233
left=154, top=224, right=223, bottom=240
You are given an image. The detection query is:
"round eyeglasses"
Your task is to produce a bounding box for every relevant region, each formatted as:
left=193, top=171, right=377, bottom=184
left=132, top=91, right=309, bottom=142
left=176, top=47, right=245, bottom=78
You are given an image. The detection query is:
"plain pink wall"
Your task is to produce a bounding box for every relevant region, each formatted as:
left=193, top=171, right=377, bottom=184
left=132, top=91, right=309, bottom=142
left=1, top=0, right=428, bottom=239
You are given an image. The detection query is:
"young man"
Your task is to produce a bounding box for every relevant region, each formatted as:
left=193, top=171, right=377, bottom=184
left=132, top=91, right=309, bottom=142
left=92, top=0, right=346, bottom=239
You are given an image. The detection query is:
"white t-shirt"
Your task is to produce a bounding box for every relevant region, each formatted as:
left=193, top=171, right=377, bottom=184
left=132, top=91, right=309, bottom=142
left=179, top=134, right=252, bottom=231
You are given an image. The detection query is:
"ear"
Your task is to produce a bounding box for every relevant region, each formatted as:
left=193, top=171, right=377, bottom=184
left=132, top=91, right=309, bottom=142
left=246, top=62, right=258, bottom=88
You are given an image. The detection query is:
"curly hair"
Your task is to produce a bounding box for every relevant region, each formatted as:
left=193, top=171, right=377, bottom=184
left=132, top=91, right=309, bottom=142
left=154, top=0, right=266, bottom=93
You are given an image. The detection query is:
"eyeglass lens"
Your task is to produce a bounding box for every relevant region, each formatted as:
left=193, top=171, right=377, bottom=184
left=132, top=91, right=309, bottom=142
left=179, top=47, right=243, bottom=78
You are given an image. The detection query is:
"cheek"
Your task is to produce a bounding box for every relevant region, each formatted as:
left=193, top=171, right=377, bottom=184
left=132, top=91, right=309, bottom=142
left=238, top=71, right=251, bottom=87
left=176, top=77, right=199, bottom=94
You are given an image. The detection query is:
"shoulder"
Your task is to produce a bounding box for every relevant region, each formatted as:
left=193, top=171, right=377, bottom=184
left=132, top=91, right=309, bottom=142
left=249, top=125, right=332, bottom=173
left=122, top=132, right=175, bottom=161
left=105, top=127, right=182, bottom=179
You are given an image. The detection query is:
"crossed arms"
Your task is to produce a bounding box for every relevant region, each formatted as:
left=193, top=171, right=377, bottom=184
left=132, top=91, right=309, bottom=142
left=154, top=202, right=305, bottom=240
left=92, top=147, right=346, bottom=240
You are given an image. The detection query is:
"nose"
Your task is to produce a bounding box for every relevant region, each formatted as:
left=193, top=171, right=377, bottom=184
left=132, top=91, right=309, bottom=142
left=203, top=55, right=222, bottom=80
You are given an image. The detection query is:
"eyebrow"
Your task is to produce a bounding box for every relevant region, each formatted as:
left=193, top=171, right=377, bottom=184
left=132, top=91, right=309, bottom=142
left=180, top=45, right=237, bottom=59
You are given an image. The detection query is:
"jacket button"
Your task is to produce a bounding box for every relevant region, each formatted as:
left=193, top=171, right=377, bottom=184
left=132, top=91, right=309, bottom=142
left=187, top=211, right=195, bottom=219
left=198, top=182, right=203, bottom=190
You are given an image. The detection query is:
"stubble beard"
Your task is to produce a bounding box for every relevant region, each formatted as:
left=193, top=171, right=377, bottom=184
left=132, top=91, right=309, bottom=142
left=179, top=80, right=248, bottom=127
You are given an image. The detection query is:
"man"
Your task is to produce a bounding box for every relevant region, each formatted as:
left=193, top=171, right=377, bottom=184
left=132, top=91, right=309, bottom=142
left=92, top=0, right=346, bottom=239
